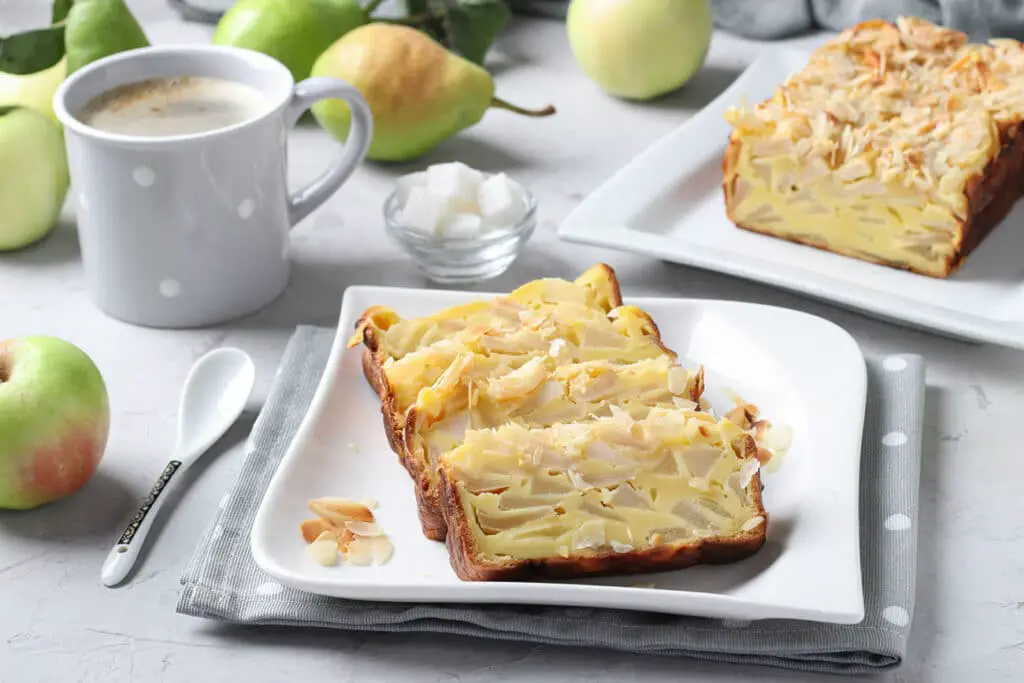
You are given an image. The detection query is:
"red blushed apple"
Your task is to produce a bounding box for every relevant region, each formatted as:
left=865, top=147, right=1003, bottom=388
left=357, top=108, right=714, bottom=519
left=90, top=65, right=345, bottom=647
left=0, top=336, right=110, bottom=510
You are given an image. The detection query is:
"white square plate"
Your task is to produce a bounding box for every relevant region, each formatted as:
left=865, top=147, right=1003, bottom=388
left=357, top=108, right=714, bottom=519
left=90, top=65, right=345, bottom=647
left=558, top=48, right=1024, bottom=350
left=251, top=285, right=867, bottom=623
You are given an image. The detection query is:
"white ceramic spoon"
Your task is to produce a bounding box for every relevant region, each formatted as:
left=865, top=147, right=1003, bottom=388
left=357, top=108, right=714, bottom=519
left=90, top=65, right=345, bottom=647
left=101, top=347, right=256, bottom=588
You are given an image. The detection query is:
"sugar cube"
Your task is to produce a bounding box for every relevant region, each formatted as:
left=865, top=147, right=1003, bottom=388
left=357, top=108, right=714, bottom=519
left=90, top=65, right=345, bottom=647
left=478, top=173, right=527, bottom=228
left=438, top=212, right=484, bottom=239
left=394, top=171, right=427, bottom=206
left=427, top=162, right=484, bottom=214
left=399, top=186, right=447, bottom=235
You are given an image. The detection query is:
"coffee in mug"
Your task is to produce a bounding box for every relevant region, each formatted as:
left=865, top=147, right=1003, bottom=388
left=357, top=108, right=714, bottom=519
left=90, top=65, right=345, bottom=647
left=77, top=76, right=270, bottom=137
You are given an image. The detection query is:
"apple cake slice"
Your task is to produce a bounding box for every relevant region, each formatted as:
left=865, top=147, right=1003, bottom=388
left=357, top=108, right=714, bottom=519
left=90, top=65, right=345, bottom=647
left=437, top=407, right=768, bottom=581
left=722, top=17, right=1024, bottom=277
left=346, top=264, right=674, bottom=458
left=404, top=354, right=706, bottom=540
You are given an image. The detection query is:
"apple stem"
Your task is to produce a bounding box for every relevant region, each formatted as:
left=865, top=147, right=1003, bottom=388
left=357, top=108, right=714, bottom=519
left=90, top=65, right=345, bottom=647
left=0, top=359, right=8, bottom=384
left=363, top=0, right=386, bottom=16
left=490, top=97, right=556, bottom=117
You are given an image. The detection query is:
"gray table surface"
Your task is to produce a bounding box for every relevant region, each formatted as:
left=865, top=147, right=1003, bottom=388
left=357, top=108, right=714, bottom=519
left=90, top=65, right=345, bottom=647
left=2, top=1, right=1023, bottom=681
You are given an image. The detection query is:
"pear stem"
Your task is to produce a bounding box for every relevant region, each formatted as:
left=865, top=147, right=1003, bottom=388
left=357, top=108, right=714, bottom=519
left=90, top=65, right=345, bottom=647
left=490, top=97, right=556, bottom=117
left=363, top=0, right=386, bottom=15
left=0, top=358, right=8, bottom=384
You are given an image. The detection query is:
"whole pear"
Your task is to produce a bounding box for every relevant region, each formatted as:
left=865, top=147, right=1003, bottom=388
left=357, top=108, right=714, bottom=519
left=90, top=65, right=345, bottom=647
left=567, top=0, right=712, bottom=101
left=311, top=23, right=554, bottom=162
left=65, top=0, right=150, bottom=76
left=213, top=0, right=367, bottom=81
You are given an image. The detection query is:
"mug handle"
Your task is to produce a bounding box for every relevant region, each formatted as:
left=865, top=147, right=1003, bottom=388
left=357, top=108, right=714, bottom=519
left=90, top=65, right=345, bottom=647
left=284, top=77, right=373, bottom=226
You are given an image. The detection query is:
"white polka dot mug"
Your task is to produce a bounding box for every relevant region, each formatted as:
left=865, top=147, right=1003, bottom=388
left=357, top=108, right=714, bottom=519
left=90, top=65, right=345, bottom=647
left=53, top=45, right=372, bottom=328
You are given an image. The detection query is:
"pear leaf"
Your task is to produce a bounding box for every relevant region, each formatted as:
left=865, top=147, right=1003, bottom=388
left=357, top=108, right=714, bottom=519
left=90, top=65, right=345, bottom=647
left=0, top=0, right=74, bottom=75
left=443, top=0, right=510, bottom=65
left=0, top=25, right=67, bottom=75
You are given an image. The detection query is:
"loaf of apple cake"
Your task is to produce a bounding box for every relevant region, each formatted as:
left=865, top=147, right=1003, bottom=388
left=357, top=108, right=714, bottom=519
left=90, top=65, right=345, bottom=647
left=722, top=17, right=1024, bottom=277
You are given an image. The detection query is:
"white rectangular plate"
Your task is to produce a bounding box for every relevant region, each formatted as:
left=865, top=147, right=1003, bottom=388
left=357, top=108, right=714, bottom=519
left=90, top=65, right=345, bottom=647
left=252, top=285, right=867, bottom=624
left=558, top=48, right=1024, bottom=349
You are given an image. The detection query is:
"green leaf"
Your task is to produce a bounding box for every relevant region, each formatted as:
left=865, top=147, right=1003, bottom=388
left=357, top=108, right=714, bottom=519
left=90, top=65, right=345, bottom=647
left=0, top=25, right=67, bottom=75
left=442, top=0, right=510, bottom=65
left=53, top=0, right=75, bottom=23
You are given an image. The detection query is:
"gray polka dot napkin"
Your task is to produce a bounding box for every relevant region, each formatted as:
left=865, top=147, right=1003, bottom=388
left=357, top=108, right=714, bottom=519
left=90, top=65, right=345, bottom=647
left=178, top=326, right=925, bottom=675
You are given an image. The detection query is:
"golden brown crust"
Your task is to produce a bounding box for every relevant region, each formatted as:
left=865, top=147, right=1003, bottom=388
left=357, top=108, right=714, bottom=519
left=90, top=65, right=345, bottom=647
left=402, top=407, right=448, bottom=540
left=360, top=347, right=406, bottom=459
left=580, top=262, right=624, bottom=311
left=955, top=120, right=1024, bottom=272
left=438, top=467, right=768, bottom=582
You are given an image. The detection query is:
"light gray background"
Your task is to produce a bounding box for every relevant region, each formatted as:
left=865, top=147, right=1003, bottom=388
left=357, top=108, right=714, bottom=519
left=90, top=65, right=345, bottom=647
left=1, top=1, right=1022, bottom=681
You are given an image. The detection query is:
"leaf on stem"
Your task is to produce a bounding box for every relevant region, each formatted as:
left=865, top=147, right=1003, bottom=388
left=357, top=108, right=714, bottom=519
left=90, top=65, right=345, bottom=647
left=0, top=26, right=66, bottom=75
left=443, top=0, right=510, bottom=65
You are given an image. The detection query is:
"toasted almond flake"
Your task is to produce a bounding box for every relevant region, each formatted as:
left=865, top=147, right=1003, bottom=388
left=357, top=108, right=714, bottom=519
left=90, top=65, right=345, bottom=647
left=309, top=497, right=375, bottom=525
left=309, top=539, right=340, bottom=566
left=548, top=338, right=569, bottom=361
left=345, top=520, right=387, bottom=537
left=666, top=366, right=691, bottom=396
left=741, top=515, right=766, bottom=532
left=344, top=537, right=375, bottom=566
left=314, top=530, right=337, bottom=544
left=737, top=458, right=761, bottom=489
left=300, top=518, right=336, bottom=544
left=370, top=536, right=394, bottom=565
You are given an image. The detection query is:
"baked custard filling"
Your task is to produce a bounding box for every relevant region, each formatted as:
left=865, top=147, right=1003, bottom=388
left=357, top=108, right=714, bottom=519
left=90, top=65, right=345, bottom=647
left=440, top=409, right=766, bottom=562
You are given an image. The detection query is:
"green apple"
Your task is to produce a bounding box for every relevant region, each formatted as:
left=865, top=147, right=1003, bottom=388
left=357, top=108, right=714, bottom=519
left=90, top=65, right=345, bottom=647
left=0, top=58, right=67, bottom=121
left=0, top=337, right=110, bottom=510
left=0, top=107, right=70, bottom=252
left=212, top=0, right=368, bottom=81
left=567, top=0, right=713, bottom=101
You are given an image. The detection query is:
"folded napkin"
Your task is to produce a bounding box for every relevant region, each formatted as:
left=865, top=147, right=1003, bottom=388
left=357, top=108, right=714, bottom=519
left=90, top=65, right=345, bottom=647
left=178, top=326, right=925, bottom=675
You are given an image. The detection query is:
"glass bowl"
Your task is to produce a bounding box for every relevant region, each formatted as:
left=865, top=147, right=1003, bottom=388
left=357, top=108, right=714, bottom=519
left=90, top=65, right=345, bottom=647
left=383, top=184, right=537, bottom=285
